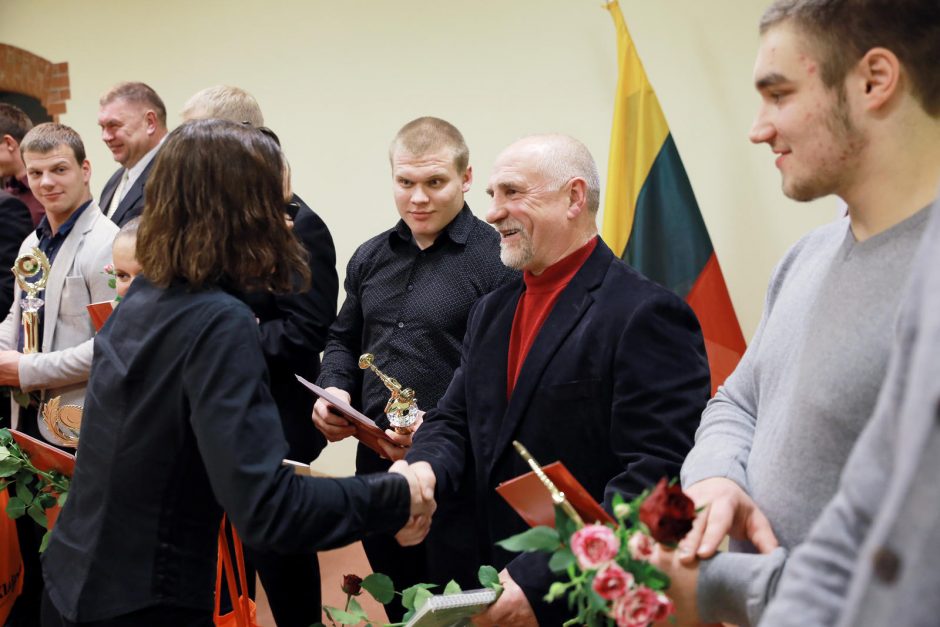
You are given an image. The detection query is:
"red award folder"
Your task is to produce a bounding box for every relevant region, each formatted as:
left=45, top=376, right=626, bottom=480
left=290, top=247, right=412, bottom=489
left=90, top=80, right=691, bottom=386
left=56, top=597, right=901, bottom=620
left=294, top=375, right=404, bottom=456
left=496, top=461, right=614, bottom=528
left=86, top=300, right=116, bottom=332
left=9, top=430, right=75, bottom=530
left=10, top=429, right=75, bottom=477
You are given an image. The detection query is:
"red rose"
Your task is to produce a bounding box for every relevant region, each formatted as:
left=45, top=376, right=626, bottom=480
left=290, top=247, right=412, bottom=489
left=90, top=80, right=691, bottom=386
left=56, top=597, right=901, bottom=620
left=592, top=563, right=634, bottom=600
left=638, top=478, right=696, bottom=545
left=341, top=573, right=363, bottom=596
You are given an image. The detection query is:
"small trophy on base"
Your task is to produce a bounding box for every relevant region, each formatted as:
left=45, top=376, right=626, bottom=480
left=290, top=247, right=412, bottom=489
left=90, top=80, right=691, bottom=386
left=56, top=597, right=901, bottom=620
left=358, top=353, right=419, bottom=434
left=13, top=248, right=51, bottom=354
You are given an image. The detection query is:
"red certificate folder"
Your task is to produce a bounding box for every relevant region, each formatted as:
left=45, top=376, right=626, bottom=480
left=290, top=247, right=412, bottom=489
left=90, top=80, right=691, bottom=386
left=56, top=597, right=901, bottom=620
left=294, top=375, right=404, bottom=456
left=86, top=300, right=116, bottom=332
left=496, top=461, right=614, bottom=528
left=10, top=429, right=75, bottom=477
left=9, top=430, right=75, bottom=530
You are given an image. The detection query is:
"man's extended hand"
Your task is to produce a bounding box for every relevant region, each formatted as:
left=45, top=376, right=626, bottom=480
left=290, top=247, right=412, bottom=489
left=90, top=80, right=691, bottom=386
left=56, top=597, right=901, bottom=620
left=649, top=544, right=707, bottom=627
left=472, top=569, right=536, bottom=627
left=375, top=410, right=425, bottom=461
left=0, top=351, right=21, bottom=387
left=678, top=477, right=778, bottom=564
left=311, top=387, right=356, bottom=441
left=389, top=460, right=436, bottom=546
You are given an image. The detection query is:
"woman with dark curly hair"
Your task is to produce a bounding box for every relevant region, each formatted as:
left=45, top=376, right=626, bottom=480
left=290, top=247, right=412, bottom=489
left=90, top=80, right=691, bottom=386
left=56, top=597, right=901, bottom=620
left=39, top=120, right=427, bottom=627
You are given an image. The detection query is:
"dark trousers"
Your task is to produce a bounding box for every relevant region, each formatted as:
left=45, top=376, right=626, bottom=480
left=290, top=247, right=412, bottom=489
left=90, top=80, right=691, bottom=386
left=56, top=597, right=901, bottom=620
left=40, top=590, right=212, bottom=627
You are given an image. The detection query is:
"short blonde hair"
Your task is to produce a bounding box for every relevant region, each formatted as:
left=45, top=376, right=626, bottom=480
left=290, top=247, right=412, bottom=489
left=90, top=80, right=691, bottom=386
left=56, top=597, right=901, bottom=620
left=180, top=85, right=264, bottom=126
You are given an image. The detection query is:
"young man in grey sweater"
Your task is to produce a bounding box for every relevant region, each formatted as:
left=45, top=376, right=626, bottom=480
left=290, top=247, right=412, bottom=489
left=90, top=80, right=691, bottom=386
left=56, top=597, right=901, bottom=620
left=650, top=1, right=940, bottom=625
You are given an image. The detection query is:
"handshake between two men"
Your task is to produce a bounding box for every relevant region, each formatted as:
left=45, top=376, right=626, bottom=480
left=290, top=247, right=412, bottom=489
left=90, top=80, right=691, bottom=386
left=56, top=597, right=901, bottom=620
left=312, top=388, right=435, bottom=547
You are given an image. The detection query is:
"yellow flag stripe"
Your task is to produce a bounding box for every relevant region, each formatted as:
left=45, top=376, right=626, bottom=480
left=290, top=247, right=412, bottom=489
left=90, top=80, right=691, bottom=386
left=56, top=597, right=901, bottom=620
left=601, top=0, right=671, bottom=257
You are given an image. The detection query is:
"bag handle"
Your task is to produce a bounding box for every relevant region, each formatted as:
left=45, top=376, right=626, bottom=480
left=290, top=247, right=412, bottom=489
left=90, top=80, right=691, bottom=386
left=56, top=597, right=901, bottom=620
left=215, top=514, right=248, bottom=627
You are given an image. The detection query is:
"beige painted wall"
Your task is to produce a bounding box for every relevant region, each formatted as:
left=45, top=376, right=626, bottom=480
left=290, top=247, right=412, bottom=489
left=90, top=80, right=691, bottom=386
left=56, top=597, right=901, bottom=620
left=3, top=0, right=835, bottom=475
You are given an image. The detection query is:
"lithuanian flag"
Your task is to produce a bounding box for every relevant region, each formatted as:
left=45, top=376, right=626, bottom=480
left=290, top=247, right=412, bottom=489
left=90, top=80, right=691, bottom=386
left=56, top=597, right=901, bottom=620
left=602, top=1, right=745, bottom=395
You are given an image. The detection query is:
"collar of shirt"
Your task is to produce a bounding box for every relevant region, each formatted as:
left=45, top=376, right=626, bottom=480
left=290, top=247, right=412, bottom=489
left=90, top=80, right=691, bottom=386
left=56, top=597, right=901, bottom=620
left=35, top=199, right=92, bottom=258
left=522, top=235, right=598, bottom=294
left=390, top=203, right=475, bottom=250
left=124, top=136, right=165, bottom=189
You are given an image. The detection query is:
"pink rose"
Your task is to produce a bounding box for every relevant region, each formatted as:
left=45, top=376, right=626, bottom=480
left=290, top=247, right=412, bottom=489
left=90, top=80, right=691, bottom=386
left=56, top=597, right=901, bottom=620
left=609, top=585, right=671, bottom=627
left=570, top=524, right=620, bottom=570
left=592, top=563, right=634, bottom=600
left=628, top=532, right=654, bottom=561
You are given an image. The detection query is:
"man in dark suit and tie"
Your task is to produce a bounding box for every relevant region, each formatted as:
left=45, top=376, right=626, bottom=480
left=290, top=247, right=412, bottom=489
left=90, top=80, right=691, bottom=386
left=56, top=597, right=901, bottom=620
left=96, top=82, right=168, bottom=226
left=395, top=134, right=711, bottom=626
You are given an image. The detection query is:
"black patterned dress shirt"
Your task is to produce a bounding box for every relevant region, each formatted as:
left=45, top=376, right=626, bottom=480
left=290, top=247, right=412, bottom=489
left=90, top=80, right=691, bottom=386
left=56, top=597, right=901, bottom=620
left=317, top=204, right=516, bottom=473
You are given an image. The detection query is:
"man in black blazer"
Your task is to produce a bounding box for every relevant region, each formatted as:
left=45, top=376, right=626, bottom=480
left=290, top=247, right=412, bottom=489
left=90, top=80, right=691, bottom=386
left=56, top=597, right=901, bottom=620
left=0, top=190, right=32, bottom=430
left=398, top=134, right=711, bottom=625
left=97, top=82, right=168, bottom=226
left=181, top=86, right=339, bottom=627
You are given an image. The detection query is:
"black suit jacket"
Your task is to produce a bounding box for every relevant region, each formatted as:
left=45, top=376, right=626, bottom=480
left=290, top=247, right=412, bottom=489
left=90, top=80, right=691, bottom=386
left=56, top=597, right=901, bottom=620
left=241, top=195, right=338, bottom=462
left=99, top=159, right=156, bottom=227
left=0, top=190, right=33, bottom=317
left=408, top=239, right=710, bottom=623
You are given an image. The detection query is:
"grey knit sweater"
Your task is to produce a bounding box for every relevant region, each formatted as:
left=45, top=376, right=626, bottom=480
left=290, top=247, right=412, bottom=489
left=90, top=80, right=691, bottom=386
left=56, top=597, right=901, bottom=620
left=680, top=207, right=929, bottom=626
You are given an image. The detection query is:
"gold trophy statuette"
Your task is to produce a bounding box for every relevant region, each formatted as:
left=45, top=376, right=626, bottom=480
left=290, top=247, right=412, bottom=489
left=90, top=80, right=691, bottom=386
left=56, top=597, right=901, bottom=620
left=41, top=395, right=82, bottom=448
left=12, top=248, right=51, bottom=354
left=358, top=353, right=419, bottom=434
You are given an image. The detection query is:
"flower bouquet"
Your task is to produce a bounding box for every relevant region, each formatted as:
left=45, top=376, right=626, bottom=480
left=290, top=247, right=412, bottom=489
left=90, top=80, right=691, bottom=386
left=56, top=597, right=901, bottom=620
left=496, top=477, right=696, bottom=627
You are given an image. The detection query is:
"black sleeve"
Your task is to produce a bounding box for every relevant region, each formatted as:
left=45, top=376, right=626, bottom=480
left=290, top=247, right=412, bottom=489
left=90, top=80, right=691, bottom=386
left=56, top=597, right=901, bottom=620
left=317, top=245, right=366, bottom=396
left=0, top=192, right=33, bottom=317
left=184, top=303, right=409, bottom=552
left=257, top=203, right=338, bottom=377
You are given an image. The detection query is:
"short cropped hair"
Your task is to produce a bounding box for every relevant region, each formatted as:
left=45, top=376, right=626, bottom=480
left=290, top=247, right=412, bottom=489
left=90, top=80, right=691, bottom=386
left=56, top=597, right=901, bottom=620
left=180, top=85, right=264, bottom=127
left=138, top=119, right=308, bottom=292
left=20, top=123, right=86, bottom=164
left=389, top=117, right=470, bottom=173
left=99, top=82, right=168, bottom=127
left=116, top=216, right=140, bottom=240
left=0, top=104, right=33, bottom=142
left=760, top=0, right=940, bottom=115
left=528, top=134, right=601, bottom=214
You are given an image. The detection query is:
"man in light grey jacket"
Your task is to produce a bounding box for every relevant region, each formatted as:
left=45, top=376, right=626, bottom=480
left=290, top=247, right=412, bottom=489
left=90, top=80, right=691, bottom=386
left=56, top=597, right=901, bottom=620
left=650, top=1, right=940, bottom=625
left=760, top=197, right=940, bottom=627
left=0, top=122, right=117, bottom=444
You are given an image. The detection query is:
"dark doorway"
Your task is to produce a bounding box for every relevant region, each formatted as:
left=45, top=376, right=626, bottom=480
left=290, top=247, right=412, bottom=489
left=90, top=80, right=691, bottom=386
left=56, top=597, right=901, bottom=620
left=0, top=92, right=52, bottom=124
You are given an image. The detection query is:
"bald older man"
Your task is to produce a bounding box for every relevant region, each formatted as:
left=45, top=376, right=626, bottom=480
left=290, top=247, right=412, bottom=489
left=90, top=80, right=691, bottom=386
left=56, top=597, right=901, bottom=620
left=394, top=134, right=710, bottom=625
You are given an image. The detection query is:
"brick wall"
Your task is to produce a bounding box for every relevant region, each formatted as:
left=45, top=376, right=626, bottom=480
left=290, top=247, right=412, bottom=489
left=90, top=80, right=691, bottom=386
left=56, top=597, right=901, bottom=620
left=0, top=44, right=69, bottom=121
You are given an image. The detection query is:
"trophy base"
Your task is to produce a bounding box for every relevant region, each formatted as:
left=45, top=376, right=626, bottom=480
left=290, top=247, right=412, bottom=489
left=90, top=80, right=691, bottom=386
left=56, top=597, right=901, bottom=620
left=391, top=425, right=414, bottom=435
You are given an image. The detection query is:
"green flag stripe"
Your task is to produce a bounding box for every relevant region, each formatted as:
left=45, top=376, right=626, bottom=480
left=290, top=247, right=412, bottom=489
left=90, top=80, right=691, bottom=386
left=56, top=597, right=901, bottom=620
left=623, top=134, right=714, bottom=298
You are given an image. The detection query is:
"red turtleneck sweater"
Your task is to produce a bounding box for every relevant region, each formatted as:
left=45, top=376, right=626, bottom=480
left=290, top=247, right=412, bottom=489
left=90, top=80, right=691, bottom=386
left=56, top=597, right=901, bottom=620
left=506, top=236, right=598, bottom=397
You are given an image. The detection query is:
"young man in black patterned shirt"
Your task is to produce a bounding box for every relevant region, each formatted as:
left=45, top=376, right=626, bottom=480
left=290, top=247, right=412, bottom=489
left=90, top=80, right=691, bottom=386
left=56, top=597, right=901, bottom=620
left=313, top=117, right=515, bottom=619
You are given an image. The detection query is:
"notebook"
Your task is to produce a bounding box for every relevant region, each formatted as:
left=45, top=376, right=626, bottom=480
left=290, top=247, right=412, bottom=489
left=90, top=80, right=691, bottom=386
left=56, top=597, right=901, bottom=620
left=404, top=588, right=499, bottom=627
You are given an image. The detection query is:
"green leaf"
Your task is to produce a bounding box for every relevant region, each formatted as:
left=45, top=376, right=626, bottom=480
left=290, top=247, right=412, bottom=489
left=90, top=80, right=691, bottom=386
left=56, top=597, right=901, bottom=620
left=12, top=389, right=31, bottom=408
left=0, top=446, right=9, bottom=461
left=555, top=506, right=577, bottom=539
left=346, top=597, right=367, bottom=618
left=5, top=496, right=27, bottom=519
left=27, top=502, right=48, bottom=529
left=36, top=492, right=56, bottom=509
left=401, top=583, right=437, bottom=611
left=443, top=579, right=462, bottom=595
left=321, top=607, right=363, bottom=623
left=478, top=564, right=500, bottom=589
left=57, top=491, right=68, bottom=507
left=548, top=547, right=576, bottom=573
left=0, top=458, right=21, bottom=478
left=361, top=572, right=395, bottom=604
left=39, top=529, right=52, bottom=553
left=15, top=478, right=34, bottom=505
left=495, top=526, right=560, bottom=553
left=412, top=588, right=433, bottom=612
